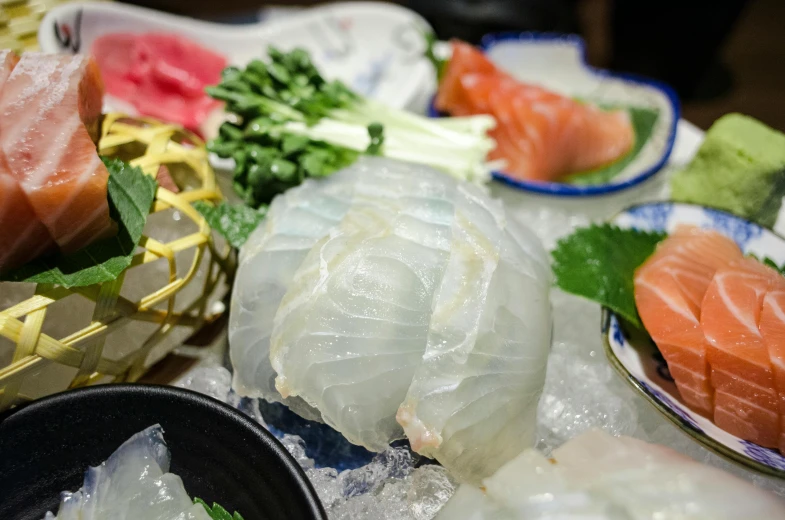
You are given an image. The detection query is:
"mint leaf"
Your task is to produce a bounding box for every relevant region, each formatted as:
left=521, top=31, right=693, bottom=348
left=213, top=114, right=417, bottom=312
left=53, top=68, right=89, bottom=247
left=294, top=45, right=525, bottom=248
left=2, top=158, right=157, bottom=288
left=195, top=498, right=245, bottom=520
left=565, top=107, right=659, bottom=185
left=194, top=201, right=267, bottom=249
left=552, top=224, right=666, bottom=328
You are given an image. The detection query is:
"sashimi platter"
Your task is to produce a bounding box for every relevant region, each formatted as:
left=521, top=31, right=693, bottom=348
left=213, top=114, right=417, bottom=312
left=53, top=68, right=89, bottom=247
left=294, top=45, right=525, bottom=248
left=1, top=1, right=785, bottom=519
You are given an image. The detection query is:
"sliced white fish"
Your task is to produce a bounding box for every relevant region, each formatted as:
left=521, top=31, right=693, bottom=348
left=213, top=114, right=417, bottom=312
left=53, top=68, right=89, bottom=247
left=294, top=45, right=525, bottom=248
left=397, top=186, right=552, bottom=483
left=437, top=429, right=785, bottom=519
left=44, top=425, right=211, bottom=520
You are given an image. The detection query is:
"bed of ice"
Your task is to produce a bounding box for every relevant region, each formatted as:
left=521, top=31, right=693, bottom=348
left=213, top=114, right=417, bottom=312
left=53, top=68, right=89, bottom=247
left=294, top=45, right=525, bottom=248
left=174, top=130, right=785, bottom=519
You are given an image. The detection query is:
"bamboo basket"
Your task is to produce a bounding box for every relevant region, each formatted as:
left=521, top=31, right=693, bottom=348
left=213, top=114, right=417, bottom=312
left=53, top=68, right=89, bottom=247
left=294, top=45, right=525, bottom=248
left=0, top=113, right=234, bottom=411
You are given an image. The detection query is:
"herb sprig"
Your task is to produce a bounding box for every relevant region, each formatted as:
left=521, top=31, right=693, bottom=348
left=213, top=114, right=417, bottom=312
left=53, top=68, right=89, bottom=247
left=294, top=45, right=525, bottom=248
left=207, top=47, right=495, bottom=208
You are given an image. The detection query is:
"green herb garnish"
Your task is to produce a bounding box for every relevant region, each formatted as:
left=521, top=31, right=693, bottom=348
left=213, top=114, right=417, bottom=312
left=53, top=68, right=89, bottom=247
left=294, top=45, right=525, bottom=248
left=194, top=201, right=267, bottom=249
left=424, top=31, right=447, bottom=83
left=1, top=158, right=157, bottom=288
left=565, top=107, right=660, bottom=186
left=207, top=47, right=495, bottom=208
left=552, top=224, right=666, bottom=328
left=195, top=498, right=245, bottom=520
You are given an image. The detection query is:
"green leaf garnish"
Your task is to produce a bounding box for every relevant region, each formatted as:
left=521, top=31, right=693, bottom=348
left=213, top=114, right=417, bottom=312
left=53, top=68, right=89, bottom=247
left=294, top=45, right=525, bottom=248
left=1, top=158, right=157, bottom=288
left=565, top=107, right=659, bottom=186
left=552, top=224, right=666, bottom=328
left=194, top=201, right=267, bottom=249
left=207, top=46, right=494, bottom=206
left=195, top=498, right=245, bottom=520
left=424, top=31, right=447, bottom=83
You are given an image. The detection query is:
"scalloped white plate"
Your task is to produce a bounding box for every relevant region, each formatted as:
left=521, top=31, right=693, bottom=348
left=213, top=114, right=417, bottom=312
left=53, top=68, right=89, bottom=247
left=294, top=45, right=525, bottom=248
left=38, top=2, right=434, bottom=113
left=604, top=201, right=785, bottom=478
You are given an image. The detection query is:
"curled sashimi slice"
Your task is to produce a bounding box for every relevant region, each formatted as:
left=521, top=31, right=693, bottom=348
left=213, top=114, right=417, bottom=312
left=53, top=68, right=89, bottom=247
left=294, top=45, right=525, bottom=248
left=397, top=184, right=551, bottom=483
left=0, top=53, right=116, bottom=254
left=269, top=158, right=457, bottom=451
left=230, top=171, right=359, bottom=421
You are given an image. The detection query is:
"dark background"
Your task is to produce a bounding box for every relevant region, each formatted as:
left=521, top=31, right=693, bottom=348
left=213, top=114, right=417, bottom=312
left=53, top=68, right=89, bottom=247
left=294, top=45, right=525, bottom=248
left=125, top=0, right=785, bottom=131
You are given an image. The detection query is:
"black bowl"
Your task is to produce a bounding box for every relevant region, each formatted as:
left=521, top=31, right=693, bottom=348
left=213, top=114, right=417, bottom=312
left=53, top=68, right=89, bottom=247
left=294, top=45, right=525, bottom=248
left=0, top=384, right=327, bottom=520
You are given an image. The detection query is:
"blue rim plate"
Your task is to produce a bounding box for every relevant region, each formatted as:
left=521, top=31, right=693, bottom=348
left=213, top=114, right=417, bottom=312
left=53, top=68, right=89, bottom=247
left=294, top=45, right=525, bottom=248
left=428, top=32, right=680, bottom=197
left=603, top=201, right=785, bottom=478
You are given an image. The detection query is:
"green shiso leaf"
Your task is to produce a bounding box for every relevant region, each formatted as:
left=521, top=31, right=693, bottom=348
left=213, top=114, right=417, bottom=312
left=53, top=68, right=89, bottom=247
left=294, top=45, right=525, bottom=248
left=194, top=201, right=267, bottom=249
left=565, top=107, right=659, bottom=186
left=195, top=498, right=245, bottom=520
left=1, top=158, right=157, bottom=288
left=551, top=224, right=666, bottom=328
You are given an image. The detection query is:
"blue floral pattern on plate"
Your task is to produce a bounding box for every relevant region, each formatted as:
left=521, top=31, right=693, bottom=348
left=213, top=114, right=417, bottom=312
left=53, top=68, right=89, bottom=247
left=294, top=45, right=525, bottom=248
left=605, top=202, right=785, bottom=478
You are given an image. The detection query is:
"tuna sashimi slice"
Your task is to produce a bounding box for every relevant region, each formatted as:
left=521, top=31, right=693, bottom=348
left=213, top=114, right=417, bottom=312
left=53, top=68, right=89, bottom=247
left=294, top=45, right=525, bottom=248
left=0, top=50, right=58, bottom=274
left=0, top=53, right=116, bottom=254
left=634, top=227, right=742, bottom=416
left=701, top=257, right=783, bottom=448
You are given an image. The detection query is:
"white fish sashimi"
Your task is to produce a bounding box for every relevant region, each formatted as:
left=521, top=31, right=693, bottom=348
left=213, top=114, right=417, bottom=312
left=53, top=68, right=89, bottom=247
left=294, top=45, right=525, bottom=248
left=229, top=173, right=358, bottom=420
left=269, top=159, right=457, bottom=450
left=437, top=429, right=785, bottom=519
left=397, top=186, right=552, bottom=483
left=44, top=425, right=211, bottom=520
left=230, top=157, right=553, bottom=480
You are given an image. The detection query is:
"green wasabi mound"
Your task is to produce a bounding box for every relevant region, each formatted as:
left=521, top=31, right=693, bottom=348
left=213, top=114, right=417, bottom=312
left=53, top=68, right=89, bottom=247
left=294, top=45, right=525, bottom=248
left=671, top=113, right=785, bottom=228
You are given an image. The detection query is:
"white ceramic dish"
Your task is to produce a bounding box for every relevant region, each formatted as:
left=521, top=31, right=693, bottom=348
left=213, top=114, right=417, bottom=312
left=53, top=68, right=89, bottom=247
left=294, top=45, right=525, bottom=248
left=604, top=201, right=785, bottom=478
left=38, top=1, right=434, bottom=113
left=430, top=33, right=679, bottom=197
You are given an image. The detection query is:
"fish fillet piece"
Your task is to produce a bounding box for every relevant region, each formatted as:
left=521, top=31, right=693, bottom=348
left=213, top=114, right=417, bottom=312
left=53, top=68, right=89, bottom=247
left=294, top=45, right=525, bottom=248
left=397, top=185, right=551, bottom=483
left=44, top=425, right=211, bottom=520
left=436, top=40, right=634, bottom=181
left=229, top=170, right=359, bottom=421
left=757, top=288, right=785, bottom=454
left=634, top=227, right=742, bottom=415
left=269, top=159, right=457, bottom=450
left=437, top=429, right=785, bottom=519
left=0, top=53, right=116, bottom=255
left=701, top=257, right=783, bottom=448
left=0, top=50, right=59, bottom=274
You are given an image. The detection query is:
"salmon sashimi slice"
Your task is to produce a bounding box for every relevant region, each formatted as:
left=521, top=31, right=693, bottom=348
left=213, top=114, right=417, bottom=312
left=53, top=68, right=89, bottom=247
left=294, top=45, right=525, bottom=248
left=701, top=257, right=783, bottom=448
left=435, top=40, right=502, bottom=116
left=0, top=50, right=58, bottom=274
left=635, top=227, right=743, bottom=416
left=759, top=289, right=785, bottom=453
left=0, top=53, right=116, bottom=255
left=435, top=40, right=635, bottom=182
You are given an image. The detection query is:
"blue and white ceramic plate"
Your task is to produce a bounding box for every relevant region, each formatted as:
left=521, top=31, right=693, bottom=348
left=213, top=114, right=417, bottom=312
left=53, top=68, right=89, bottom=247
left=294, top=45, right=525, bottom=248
left=429, top=33, right=679, bottom=197
left=604, top=201, right=785, bottom=477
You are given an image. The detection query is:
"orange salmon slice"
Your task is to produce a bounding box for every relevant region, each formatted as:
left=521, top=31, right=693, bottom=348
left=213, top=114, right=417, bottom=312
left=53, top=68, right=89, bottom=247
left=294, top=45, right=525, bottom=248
left=0, top=53, right=116, bottom=255
left=634, top=227, right=743, bottom=416
left=436, top=40, right=635, bottom=182
left=759, top=289, right=785, bottom=454
left=701, top=258, right=783, bottom=448
left=0, top=50, right=58, bottom=274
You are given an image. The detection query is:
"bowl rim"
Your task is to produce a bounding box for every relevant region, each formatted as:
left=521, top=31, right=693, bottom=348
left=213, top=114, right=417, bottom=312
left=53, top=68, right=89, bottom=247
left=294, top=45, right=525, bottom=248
left=429, top=31, right=681, bottom=197
left=0, top=383, right=329, bottom=519
left=600, top=201, right=785, bottom=479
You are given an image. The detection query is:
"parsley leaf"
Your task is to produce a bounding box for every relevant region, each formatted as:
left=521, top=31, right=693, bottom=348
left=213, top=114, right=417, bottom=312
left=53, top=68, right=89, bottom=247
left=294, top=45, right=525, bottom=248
left=551, top=224, right=666, bottom=327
